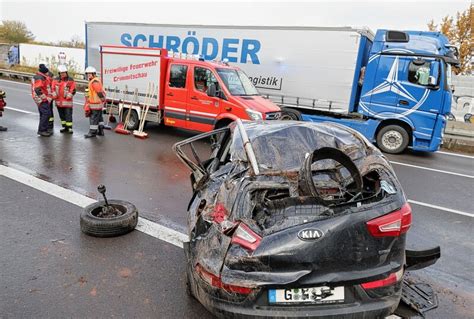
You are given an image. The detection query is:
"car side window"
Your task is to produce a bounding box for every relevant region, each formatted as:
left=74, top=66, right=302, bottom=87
left=169, top=64, right=187, bottom=88
left=408, top=60, right=431, bottom=86
left=194, top=67, right=217, bottom=93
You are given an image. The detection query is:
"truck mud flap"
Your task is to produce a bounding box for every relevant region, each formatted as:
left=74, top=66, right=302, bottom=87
left=395, top=280, right=438, bottom=318
left=405, top=246, right=440, bottom=271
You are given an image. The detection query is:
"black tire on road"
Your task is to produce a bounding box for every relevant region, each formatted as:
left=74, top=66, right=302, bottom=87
left=122, top=109, right=140, bottom=131
left=280, top=108, right=302, bottom=121
left=80, top=200, right=138, bottom=238
left=376, top=124, right=409, bottom=154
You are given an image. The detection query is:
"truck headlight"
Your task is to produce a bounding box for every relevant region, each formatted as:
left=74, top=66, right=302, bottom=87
left=246, top=109, right=263, bottom=121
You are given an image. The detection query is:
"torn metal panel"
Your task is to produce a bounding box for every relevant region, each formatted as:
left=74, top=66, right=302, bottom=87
left=174, top=121, right=440, bottom=319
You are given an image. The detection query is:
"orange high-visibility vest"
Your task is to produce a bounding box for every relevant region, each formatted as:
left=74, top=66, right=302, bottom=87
left=87, top=77, right=105, bottom=110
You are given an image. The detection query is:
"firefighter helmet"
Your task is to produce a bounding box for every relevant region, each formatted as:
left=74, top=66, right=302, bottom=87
left=84, top=66, right=97, bottom=74
left=58, top=65, right=68, bottom=73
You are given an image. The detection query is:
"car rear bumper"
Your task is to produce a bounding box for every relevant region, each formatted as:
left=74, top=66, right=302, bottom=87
left=190, top=275, right=400, bottom=319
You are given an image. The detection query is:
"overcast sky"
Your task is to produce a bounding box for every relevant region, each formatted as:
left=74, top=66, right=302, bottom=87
left=1, top=0, right=471, bottom=43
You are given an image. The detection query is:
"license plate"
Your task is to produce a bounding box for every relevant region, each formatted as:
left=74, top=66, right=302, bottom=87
left=268, top=286, right=344, bottom=304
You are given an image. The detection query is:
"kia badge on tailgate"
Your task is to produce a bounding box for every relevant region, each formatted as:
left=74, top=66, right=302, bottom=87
left=298, top=228, right=324, bottom=241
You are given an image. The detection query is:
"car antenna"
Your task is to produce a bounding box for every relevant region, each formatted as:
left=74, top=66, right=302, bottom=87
left=236, top=119, right=260, bottom=175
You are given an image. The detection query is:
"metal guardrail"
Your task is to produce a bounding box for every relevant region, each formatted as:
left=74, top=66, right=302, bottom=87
left=0, top=68, right=88, bottom=88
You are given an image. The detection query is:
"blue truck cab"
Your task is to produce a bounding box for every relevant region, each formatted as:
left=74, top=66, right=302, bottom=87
left=300, top=30, right=459, bottom=154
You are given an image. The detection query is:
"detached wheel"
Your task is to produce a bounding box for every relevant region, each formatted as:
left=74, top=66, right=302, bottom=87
left=376, top=125, right=409, bottom=154
left=280, top=108, right=302, bottom=120
left=122, top=109, right=140, bottom=130
left=80, top=200, right=138, bottom=237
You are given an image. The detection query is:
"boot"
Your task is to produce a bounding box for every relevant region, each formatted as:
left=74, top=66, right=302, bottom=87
left=60, top=127, right=68, bottom=133
left=0, top=126, right=7, bottom=132
left=47, top=128, right=54, bottom=135
left=84, top=131, right=97, bottom=138
left=38, top=131, right=52, bottom=137
left=67, top=128, right=73, bottom=134
left=98, top=125, right=104, bottom=136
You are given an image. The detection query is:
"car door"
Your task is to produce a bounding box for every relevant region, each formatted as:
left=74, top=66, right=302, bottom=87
left=163, top=63, right=189, bottom=128
left=187, top=66, right=221, bottom=132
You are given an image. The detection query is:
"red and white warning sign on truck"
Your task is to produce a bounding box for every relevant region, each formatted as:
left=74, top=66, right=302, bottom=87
left=101, top=45, right=166, bottom=105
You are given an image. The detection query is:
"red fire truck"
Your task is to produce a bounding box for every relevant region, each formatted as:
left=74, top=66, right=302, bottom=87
left=100, top=46, right=281, bottom=132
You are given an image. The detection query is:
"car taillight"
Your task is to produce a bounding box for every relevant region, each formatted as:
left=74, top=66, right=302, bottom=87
left=195, top=264, right=253, bottom=295
left=210, top=203, right=228, bottom=223
left=361, top=268, right=404, bottom=290
left=231, top=223, right=262, bottom=251
left=366, top=203, right=412, bottom=237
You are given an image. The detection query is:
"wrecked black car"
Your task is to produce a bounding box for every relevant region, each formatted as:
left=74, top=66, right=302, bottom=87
left=174, top=120, right=440, bottom=318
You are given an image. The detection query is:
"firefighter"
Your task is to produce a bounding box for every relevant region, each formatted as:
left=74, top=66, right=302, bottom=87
left=0, top=89, right=7, bottom=131
left=32, top=64, right=53, bottom=136
left=52, top=65, right=76, bottom=133
left=84, top=66, right=106, bottom=138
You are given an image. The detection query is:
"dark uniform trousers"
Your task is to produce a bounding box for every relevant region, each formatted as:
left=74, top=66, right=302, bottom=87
left=89, top=109, right=104, bottom=133
left=38, top=101, right=53, bottom=133
left=48, top=101, right=54, bottom=130
left=57, top=107, right=73, bottom=129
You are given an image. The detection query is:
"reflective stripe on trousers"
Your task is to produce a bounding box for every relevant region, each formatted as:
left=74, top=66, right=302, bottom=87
left=89, top=110, right=103, bottom=132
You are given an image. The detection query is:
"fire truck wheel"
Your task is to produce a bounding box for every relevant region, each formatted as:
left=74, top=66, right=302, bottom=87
left=80, top=200, right=138, bottom=238
left=122, top=109, right=140, bottom=131
left=376, top=125, right=409, bottom=154
left=280, top=108, right=302, bottom=120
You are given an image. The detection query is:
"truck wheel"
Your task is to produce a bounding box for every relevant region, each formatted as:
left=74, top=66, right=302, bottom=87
left=376, top=125, right=409, bottom=154
left=280, top=108, right=302, bottom=120
left=122, top=109, right=140, bottom=131
left=80, top=200, right=138, bottom=238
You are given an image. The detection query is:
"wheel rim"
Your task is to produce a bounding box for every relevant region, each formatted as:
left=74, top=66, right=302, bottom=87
left=127, top=113, right=136, bottom=128
left=280, top=113, right=297, bottom=120
left=279, top=114, right=293, bottom=120
left=382, top=130, right=403, bottom=151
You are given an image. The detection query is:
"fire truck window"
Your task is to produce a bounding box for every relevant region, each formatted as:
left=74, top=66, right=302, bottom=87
left=169, top=64, right=188, bottom=88
left=194, top=67, right=217, bottom=93
left=408, top=60, right=431, bottom=86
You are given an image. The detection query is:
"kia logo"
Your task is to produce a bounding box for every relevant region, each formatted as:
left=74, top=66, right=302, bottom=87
left=298, top=228, right=324, bottom=241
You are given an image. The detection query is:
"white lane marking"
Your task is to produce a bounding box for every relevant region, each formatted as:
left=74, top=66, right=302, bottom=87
left=0, top=85, right=30, bottom=93
left=408, top=200, right=474, bottom=218
left=137, top=218, right=187, bottom=248
left=390, top=161, right=474, bottom=179
left=1, top=162, right=472, bottom=244
left=5, top=106, right=35, bottom=114
left=0, top=164, right=187, bottom=248
left=0, top=79, right=31, bottom=86
left=437, top=151, right=474, bottom=159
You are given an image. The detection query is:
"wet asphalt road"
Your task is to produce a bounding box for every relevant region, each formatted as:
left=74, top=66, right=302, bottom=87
left=0, top=176, right=213, bottom=319
left=0, top=78, right=473, bottom=318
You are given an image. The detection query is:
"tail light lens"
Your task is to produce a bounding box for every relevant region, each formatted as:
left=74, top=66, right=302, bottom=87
left=366, top=203, right=412, bottom=237
left=210, top=203, right=228, bottom=223
left=195, top=264, right=253, bottom=294
left=231, top=223, right=262, bottom=251
left=361, top=268, right=404, bottom=290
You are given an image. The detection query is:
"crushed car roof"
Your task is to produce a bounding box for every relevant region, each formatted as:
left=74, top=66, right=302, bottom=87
left=230, top=121, right=375, bottom=171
